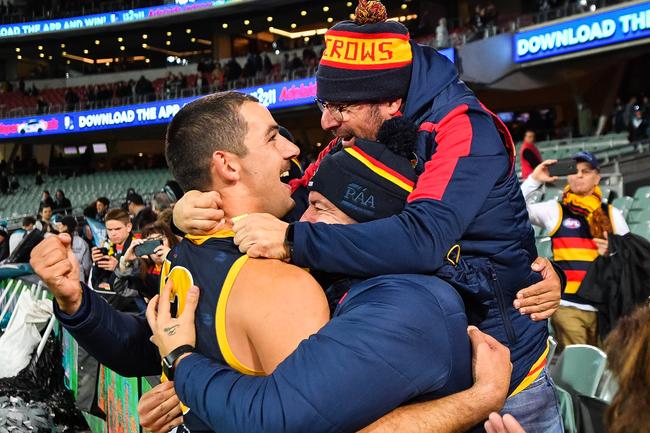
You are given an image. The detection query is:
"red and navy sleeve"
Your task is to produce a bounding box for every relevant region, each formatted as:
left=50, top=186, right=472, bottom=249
left=290, top=104, right=511, bottom=276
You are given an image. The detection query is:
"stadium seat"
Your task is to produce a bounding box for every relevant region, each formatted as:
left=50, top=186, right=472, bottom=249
left=611, top=196, right=634, bottom=218
left=627, top=208, right=650, bottom=225
left=551, top=344, right=607, bottom=397
left=633, top=186, right=650, bottom=203
left=547, top=336, right=558, bottom=363
left=554, top=384, right=578, bottom=433
left=630, top=221, right=650, bottom=240
left=596, top=369, right=618, bottom=403
left=536, top=236, right=552, bottom=258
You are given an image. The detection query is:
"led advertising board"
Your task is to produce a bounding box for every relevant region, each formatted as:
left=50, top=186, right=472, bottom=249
left=0, top=0, right=238, bottom=39
left=514, top=1, right=650, bottom=63
left=0, top=78, right=317, bottom=140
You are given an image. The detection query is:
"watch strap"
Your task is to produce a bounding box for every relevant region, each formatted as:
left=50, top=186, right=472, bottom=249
left=162, top=344, right=194, bottom=380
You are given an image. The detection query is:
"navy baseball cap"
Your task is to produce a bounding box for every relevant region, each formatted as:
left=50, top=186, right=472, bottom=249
left=573, top=151, right=600, bottom=170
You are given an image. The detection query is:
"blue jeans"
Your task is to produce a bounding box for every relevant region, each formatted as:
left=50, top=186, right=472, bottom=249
left=501, top=368, right=564, bottom=433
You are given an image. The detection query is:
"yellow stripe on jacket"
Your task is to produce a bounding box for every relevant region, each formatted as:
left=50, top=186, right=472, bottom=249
left=509, top=340, right=550, bottom=397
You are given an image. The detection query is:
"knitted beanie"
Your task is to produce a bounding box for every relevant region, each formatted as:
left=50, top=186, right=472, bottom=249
left=308, top=117, right=418, bottom=222
left=317, top=0, right=413, bottom=102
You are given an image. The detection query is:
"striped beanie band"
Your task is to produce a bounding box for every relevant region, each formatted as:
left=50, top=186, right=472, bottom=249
left=317, top=0, right=413, bottom=102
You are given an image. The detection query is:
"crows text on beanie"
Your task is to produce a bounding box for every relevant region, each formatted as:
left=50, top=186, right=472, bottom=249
left=317, top=0, right=413, bottom=103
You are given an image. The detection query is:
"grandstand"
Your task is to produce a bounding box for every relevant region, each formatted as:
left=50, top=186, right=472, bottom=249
left=0, top=169, right=170, bottom=220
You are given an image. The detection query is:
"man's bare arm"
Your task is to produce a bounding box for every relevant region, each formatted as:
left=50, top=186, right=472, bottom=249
left=359, top=326, right=512, bottom=433
left=233, top=259, right=330, bottom=373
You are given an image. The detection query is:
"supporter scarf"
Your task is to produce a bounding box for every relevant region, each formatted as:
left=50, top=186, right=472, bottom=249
left=562, top=185, right=613, bottom=239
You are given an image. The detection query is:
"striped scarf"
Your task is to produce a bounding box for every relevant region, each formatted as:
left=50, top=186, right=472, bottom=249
left=562, top=185, right=613, bottom=238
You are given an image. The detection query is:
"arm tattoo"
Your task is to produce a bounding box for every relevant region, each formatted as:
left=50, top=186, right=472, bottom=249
left=164, top=325, right=180, bottom=336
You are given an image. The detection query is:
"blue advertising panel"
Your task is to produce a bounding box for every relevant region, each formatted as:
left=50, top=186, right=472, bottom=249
left=514, top=1, right=650, bottom=63
left=0, top=0, right=237, bottom=39
left=0, top=78, right=317, bottom=141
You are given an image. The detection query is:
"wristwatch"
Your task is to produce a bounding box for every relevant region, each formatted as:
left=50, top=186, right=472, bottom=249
left=284, top=222, right=296, bottom=262
left=162, top=344, right=194, bottom=381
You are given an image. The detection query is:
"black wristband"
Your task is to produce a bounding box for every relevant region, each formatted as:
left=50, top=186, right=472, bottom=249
left=162, top=344, right=194, bottom=381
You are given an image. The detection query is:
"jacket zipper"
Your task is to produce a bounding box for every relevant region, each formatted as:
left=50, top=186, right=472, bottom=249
left=490, top=267, right=517, bottom=345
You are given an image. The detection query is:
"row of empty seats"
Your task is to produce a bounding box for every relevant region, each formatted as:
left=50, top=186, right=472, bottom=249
left=0, top=169, right=171, bottom=221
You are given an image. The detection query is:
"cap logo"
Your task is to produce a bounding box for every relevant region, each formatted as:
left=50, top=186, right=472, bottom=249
left=321, top=29, right=412, bottom=70
left=344, top=183, right=376, bottom=209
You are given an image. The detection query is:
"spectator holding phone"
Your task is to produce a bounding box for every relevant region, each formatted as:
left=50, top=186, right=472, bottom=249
left=521, top=151, right=629, bottom=351
left=90, top=208, right=138, bottom=312
left=114, top=222, right=178, bottom=304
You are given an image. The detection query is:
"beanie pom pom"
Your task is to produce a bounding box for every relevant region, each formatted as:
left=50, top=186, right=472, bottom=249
left=355, top=0, right=388, bottom=25
left=377, top=117, right=418, bottom=159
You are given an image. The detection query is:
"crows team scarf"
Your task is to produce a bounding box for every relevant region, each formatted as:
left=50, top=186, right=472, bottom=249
left=562, top=185, right=613, bottom=238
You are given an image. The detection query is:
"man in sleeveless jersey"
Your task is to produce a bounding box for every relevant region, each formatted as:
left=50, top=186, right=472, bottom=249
left=521, top=151, right=629, bottom=350
left=172, top=3, right=566, bottom=430
left=146, top=112, right=494, bottom=432
left=31, top=93, right=510, bottom=433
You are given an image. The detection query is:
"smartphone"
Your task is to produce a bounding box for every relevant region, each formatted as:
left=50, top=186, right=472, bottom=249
left=548, top=159, right=577, bottom=177
left=98, top=247, right=109, bottom=255
left=135, top=239, right=163, bottom=257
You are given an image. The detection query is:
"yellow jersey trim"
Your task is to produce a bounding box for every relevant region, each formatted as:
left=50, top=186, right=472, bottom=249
left=344, top=147, right=414, bottom=193
left=509, top=339, right=550, bottom=397
left=215, top=255, right=264, bottom=376
left=185, top=230, right=235, bottom=246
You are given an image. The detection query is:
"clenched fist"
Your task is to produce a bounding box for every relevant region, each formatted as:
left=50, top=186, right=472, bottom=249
left=30, top=233, right=83, bottom=315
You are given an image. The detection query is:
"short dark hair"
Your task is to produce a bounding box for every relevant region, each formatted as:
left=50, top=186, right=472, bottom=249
left=22, top=216, right=36, bottom=227
left=105, top=208, right=130, bottom=225
left=141, top=222, right=179, bottom=250
left=165, top=91, right=258, bottom=191
left=97, top=197, right=110, bottom=206
left=127, top=193, right=144, bottom=206
left=41, top=204, right=52, bottom=211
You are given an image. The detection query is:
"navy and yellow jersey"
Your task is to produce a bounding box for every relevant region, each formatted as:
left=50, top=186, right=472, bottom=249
left=161, top=230, right=264, bottom=376
left=160, top=230, right=263, bottom=432
left=550, top=203, right=611, bottom=304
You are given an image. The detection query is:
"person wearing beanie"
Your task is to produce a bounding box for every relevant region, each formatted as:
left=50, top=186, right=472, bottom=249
left=521, top=153, right=630, bottom=351
left=33, top=96, right=510, bottom=433
left=196, top=1, right=564, bottom=431
left=142, top=126, right=498, bottom=433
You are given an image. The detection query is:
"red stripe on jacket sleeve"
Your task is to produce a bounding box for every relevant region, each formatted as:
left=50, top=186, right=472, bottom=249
left=290, top=138, right=338, bottom=193
left=408, top=104, right=472, bottom=202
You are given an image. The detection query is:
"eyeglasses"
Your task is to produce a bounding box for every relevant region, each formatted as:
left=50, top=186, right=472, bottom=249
left=315, top=98, right=353, bottom=122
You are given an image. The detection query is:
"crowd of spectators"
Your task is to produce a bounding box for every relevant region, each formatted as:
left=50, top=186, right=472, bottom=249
left=1, top=44, right=324, bottom=117
left=611, top=95, right=650, bottom=141
left=2, top=183, right=181, bottom=306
